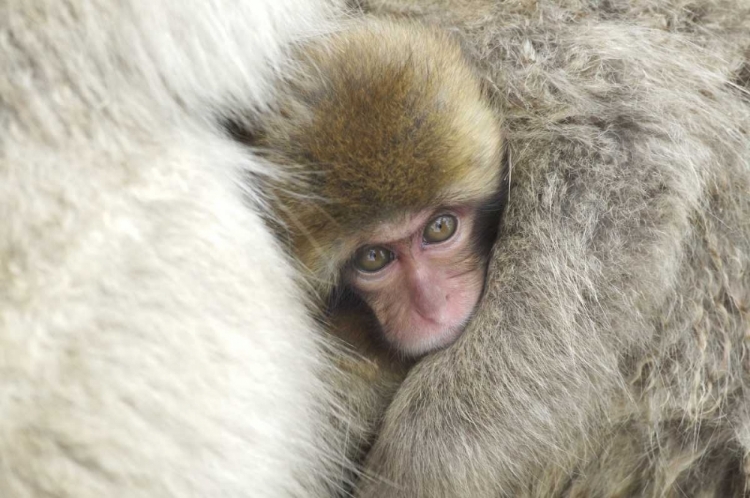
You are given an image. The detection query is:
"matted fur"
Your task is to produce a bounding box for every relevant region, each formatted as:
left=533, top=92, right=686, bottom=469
left=0, top=1, right=351, bottom=496
left=352, top=1, right=750, bottom=496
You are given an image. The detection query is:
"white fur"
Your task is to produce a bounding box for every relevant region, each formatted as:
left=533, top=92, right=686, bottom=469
left=0, top=1, right=344, bottom=496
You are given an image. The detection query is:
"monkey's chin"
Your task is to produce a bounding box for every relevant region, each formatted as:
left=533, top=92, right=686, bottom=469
left=392, top=320, right=469, bottom=357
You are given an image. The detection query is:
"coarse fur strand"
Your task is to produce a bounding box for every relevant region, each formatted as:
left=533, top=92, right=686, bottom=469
left=0, top=1, right=356, bottom=496
left=351, top=1, right=750, bottom=496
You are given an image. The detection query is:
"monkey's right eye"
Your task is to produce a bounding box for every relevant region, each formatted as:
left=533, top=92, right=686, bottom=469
left=353, top=246, right=394, bottom=273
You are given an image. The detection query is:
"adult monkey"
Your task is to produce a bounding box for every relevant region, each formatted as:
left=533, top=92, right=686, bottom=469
left=342, top=1, right=750, bottom=496
left=0, top=0, right=354, bottom=496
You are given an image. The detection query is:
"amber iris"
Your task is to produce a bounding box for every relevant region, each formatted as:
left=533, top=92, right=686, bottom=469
left=423, top=214, right=457, bottom=244
left=354, top=246, right=395, bottom=272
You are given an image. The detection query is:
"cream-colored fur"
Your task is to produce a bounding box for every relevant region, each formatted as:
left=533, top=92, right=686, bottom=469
left=0, top=1, right=346, bottom=496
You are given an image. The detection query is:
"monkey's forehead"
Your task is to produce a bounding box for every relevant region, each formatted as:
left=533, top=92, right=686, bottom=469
left=283, top=53, right=501, bottom=215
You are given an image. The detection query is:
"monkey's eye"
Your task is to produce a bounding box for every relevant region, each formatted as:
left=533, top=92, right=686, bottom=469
left=423, top=214, right=458, bottom=244
left=353, top=246, right=395, bottom=273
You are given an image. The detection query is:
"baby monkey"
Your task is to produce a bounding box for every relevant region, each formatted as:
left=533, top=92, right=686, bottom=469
left=246, top=19, right=504, bottom=356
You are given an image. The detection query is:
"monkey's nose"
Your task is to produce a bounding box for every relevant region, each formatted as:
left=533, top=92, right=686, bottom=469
left=411, top=284, right=448, bottom=321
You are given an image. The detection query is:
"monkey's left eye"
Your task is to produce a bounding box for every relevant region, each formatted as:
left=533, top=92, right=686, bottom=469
left=423, top=214, right=457, bottom=244
left=353, top=246, right=394, bottom=273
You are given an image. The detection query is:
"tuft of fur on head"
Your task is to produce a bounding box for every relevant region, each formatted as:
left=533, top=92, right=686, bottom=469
left=254, top=19, right=503, bottom=287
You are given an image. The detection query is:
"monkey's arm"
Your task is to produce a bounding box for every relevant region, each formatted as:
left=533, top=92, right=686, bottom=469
left=357, top=22, right=750, bottom=497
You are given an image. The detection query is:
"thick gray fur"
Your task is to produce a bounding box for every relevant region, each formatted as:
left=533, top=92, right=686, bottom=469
left=355, top=1, right=750, bottom=496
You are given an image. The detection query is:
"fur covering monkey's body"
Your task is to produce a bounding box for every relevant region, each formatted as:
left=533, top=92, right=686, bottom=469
left=354, top=1, right=750, bottom=496
left=0, top=1, right=350, bottom=497
left=4, top=0, right=750, bottom=496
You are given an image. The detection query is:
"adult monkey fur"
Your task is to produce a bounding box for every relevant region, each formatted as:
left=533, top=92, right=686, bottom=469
left=0, top=0, right=356, bottom=496
left=332, top=1, right=750, bottom=497
left=4, top=1, right=750, bottom=498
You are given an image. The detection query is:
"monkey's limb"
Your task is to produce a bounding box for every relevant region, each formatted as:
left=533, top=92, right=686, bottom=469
left=356, top=20, right=750, bottom=497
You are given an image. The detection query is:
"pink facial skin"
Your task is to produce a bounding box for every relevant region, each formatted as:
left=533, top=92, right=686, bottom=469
left=346, top=206, right=486, bottom=356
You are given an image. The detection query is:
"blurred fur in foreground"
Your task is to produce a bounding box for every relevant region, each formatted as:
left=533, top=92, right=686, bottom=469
left=0, top=1, right=352, bottom=496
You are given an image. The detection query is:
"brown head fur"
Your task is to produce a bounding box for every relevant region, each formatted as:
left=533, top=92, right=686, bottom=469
left=255, top=20, right=503, bottom=288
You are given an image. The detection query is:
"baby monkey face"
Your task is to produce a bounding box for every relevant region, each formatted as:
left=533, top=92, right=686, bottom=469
left=346, top=206, right=486, bottom=356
